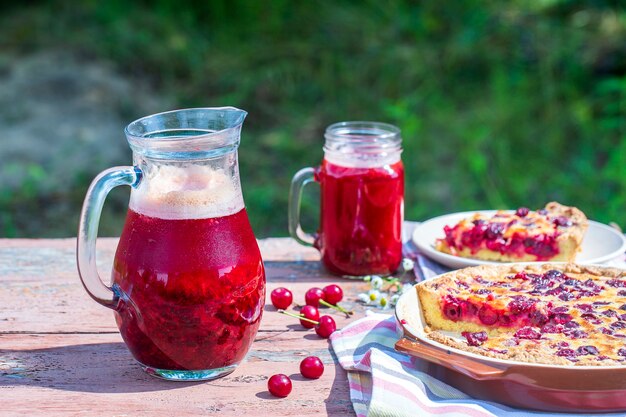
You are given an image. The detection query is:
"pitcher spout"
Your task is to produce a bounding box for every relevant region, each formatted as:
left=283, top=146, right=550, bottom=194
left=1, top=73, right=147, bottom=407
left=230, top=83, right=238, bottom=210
left=215, top=106, right=247, bottom=129
left=124, top=107, right=248, bottom=160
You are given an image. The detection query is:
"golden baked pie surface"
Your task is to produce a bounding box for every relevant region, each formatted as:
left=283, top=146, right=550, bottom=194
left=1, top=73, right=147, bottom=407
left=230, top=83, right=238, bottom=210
left=417, top=263, right=626, bottom=366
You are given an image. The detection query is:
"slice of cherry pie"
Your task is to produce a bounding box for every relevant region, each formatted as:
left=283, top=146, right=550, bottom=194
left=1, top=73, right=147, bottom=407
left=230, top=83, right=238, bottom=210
left=435, top=202, right=588, bottom=262
left=417, top=263, right=626, bottom=366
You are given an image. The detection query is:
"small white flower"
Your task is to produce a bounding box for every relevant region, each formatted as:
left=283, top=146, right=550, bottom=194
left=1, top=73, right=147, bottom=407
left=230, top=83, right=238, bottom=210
left=368, top=289, right=381, bottom=302
left=370, top=276, right=384, bottom=290
left=363, top=275, right=372, bottom=282
left=402, top=258, right=415, bottom=272
left=399, top=283, right=413, bottom=295
left=390, top=294, right=400, bottom=306
left=379, top=295, right=389, bottom=308
left=357, top=293, right=370, bottom=303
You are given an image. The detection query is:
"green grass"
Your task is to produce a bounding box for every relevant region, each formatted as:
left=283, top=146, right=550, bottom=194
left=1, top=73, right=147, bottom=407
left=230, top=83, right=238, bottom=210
left=0, top=0, right=625, bottom=237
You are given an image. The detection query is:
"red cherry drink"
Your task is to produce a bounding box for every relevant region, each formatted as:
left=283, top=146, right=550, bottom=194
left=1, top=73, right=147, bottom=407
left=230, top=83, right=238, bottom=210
left=112, top=207, right=265, bottom=372
left=315, top=159, right=404, bottom=276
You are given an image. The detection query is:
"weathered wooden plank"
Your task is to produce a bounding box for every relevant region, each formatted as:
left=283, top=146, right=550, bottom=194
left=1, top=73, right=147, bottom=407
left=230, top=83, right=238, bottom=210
left=1, top=331, right=353, bottom=417
left=0, top=238, right=370, bottom=333
left=0, top=266, right=369, bottom=334
left=0, top=237, right=321, bottom=261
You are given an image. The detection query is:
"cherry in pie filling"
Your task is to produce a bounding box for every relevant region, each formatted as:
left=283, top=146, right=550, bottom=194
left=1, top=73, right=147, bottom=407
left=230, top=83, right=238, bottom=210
left=417, top=264, right=626, bottom=366
left=435, top=202, right=588, bottom=262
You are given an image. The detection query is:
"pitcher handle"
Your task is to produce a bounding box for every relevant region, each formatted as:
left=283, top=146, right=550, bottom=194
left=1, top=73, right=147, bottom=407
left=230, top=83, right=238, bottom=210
left=288, top=167, right=317, bottom=247
left=77, top=166, right=142, bottom=308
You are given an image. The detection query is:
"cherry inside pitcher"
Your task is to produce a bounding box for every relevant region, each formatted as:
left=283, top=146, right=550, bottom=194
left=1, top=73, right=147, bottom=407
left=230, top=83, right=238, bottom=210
left=113, top=207, right=265, bottom=376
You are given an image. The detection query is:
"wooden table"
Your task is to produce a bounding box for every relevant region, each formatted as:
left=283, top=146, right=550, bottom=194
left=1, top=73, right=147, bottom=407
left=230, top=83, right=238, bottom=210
left=0, top=238, right=374, bottom=416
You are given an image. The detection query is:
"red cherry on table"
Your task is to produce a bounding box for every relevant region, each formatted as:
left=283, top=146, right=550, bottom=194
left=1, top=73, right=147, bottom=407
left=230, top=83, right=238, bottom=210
left=270, top=287, right=293, bottom=310
left=315, top=315, right=336, bottom=338
left=300, top=356, right=324, bottom=379
left=305, top=287, right=325, bottom=307
left=323, top=284, right=343, bottom=305
left=300, top=305, right=320, bottom=329
left=268, top=374, right=292, bottom=397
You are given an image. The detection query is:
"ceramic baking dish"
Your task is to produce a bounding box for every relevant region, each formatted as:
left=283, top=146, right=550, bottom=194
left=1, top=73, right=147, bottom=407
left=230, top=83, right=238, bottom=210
left=394, top=280, right=626, bottom=413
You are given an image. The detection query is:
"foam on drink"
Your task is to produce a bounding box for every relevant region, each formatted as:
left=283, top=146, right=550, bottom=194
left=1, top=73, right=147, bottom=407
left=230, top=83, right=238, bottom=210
left=324, top=144, right=401, bottom=168
left=129, top=164, right=244, bottom=220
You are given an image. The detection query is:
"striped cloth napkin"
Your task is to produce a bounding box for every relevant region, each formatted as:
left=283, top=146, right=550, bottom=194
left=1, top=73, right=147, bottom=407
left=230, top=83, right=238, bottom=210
left=329, top=312, right=626, bottom=417
left=329, top=227, right=626, bottom=417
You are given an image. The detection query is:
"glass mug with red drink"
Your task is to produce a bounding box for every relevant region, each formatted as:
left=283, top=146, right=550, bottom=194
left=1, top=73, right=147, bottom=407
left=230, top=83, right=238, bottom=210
left=77, top=107, right=266, bottom=381
left=289, top=121, right=404, bottom=276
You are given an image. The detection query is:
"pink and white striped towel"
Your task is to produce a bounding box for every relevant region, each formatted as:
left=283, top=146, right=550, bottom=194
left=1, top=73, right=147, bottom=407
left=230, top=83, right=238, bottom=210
left=330, top=312, right=626, bottom=417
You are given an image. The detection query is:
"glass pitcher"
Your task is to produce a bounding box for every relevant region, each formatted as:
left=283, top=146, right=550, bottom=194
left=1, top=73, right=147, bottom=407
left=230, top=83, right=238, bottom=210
left=77, top=107, right=266, bottom=381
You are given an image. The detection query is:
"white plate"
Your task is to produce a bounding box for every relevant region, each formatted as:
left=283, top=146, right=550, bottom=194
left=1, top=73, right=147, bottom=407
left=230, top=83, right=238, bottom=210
left=412, top=210, right=626, bottom=269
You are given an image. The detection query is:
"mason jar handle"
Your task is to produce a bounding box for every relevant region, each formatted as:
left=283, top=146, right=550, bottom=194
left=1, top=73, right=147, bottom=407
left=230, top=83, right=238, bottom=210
left=288, top=167, right=317, bottom=247
left=77, top=166, right=142, bottom=309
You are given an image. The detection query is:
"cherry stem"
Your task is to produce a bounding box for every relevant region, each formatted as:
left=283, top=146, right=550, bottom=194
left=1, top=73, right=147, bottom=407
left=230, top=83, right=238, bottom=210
left=278, top=309, right=319, bottom=325
left=319, top=299, right=353, bottom=317
left=387, top=278, right=401, bottom=291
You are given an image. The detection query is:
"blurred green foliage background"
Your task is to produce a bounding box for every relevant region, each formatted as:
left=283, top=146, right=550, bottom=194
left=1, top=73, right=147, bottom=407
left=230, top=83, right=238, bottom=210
left=0, top=0, right=625, bottom=237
